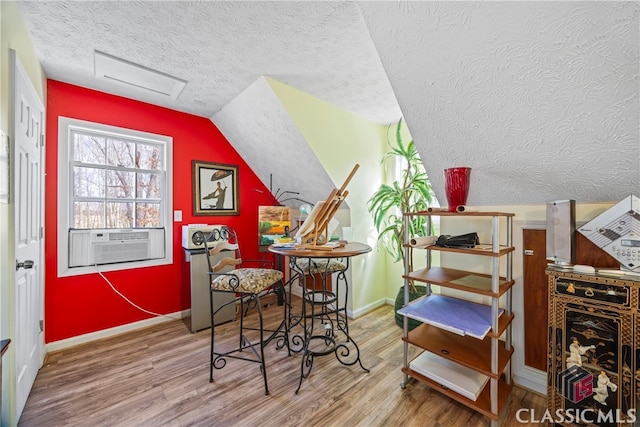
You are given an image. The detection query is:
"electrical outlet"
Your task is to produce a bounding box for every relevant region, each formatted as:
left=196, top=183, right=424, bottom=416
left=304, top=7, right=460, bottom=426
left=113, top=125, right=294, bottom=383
left=174, top=210, right=182, bottom=222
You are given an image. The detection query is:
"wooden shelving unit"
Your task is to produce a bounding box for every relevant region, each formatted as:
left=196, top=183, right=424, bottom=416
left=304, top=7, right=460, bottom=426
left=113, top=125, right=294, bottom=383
left=399, top=211, right=515, bottom=426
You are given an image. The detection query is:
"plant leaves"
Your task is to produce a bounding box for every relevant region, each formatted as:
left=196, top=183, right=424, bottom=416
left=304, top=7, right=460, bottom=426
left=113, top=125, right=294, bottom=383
left=367, top=119, right=435, bottom=263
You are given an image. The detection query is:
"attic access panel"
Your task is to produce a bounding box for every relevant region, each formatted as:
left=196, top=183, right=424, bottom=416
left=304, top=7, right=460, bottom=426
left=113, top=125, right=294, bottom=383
left=577, top=195, right=640, bottom=271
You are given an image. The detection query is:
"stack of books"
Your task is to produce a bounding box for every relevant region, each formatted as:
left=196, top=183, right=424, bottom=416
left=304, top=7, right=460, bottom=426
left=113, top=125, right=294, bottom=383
left=409, top=351, right=489, bottom=401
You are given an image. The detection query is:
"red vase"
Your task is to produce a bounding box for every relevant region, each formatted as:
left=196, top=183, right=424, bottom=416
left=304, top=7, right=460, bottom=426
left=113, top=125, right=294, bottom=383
left=444, top=167, right=471, bottom=212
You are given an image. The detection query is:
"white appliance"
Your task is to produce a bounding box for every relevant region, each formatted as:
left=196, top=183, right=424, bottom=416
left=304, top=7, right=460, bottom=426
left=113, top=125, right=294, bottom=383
left=181, top=224, right=226, bottom=249
left=578, top=195, right=640, bottom=272
left=68, top=228, right=165, bottom=268
left=182, top=226, right=235, bottom=331
left=186, top=247, right=236, bottom=332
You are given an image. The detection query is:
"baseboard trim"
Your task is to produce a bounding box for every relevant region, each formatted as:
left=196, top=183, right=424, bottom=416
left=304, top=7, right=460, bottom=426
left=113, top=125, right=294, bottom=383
left=513, top=367, right=547, bottom=395
left=350, top=298, right=387, bottom=318
left=46, top=309, right=190, bottom=352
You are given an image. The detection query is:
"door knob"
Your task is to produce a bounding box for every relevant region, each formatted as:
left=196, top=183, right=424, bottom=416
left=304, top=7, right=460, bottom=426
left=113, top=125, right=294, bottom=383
left=16, top=260, right=34, bottom=270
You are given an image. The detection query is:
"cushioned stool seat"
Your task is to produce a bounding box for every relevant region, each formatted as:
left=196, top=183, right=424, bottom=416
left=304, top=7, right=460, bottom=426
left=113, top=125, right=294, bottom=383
left=295, top=258, right=346, bottom=275
left=212, top=268, right=283, bottom=293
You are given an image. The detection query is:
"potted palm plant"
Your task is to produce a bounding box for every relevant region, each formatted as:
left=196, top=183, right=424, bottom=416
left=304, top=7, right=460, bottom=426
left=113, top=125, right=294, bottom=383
left=367, top=118, right=435, bottom=329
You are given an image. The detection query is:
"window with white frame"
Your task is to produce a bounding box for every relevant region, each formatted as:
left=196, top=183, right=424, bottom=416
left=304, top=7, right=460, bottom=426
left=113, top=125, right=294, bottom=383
left=57, top=117, right=173, bottom=277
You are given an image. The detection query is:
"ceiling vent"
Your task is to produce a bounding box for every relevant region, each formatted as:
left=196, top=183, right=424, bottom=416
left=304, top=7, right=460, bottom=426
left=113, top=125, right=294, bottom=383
left=94, top=50, right=186, bottom=99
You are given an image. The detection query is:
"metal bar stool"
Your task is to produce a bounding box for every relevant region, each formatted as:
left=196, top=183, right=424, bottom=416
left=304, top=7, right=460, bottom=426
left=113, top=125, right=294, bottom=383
left=198, top=228, right=290, bottom=395
left=295, top=257, right=350, bottom=336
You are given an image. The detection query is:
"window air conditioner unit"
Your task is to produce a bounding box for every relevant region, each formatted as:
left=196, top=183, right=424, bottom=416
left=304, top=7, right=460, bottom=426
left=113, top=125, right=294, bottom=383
left=68, top=228, right=165, bottom=268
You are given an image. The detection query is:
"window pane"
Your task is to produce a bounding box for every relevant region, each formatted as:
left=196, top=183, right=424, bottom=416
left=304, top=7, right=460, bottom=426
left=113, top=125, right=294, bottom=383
left=137, top=143, right=162, bottom=170
left=106, top=138, right=135, bottom=168
left=73, top=201, right=104, bottom=228
left=136, top=203, right=161, bottom=227
left=106, top=170, right=135, bottom=198
left=106, top=202, right=134, bottom=228
left=66, top=119, right=170, bottom=244
left=73, top=133, right=106, bottom=164
left=136, top=172, right=161, bottom=199
left=74, top=166, right=105, bottom=198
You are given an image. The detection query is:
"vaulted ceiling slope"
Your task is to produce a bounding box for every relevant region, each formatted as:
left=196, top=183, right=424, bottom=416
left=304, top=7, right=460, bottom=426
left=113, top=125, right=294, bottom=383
left=360, top=1, right=639, bottom=205
left=212, top=77, right=339, bottom=208
left=17, top=1, right=639, bottom=207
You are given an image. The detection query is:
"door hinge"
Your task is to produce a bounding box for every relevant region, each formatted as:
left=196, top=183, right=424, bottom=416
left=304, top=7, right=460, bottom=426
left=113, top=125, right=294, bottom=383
left=524, top=249, right=534, bottom=256
left=39, top=320, right=44, bottom=332
left=40, top=134, right=44, bottom=147
left=40, top=226, right=44, bottom=239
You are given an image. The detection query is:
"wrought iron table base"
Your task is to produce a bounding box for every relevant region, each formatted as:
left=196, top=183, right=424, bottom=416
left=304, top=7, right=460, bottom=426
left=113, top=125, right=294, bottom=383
left=295, top=319, right=370, bottom=394
left=287, top=258, right=370, bottom=394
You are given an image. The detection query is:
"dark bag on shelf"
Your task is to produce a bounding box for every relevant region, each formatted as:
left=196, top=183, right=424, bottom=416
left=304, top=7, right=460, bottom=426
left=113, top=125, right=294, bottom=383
left=435, top=232, right=479, bottom=248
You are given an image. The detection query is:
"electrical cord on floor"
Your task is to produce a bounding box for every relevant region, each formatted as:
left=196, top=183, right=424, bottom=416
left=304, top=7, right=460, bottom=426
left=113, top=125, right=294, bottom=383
left=97, top=268, right=183, bottom=321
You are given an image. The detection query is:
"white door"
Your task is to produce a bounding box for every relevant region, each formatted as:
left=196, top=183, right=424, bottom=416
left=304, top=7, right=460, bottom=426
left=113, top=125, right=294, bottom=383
left=11, top=49, right=45, bottom=419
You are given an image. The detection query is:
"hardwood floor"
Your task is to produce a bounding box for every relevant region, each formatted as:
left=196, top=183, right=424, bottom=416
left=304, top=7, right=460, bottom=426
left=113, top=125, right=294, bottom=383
left=19, top=298, right=545, bottom=426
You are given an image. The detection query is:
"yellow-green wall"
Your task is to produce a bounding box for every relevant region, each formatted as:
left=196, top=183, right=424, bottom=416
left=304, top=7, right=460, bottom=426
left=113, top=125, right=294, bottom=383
left=1, top=1, right=46, bottom=425
left=1, top=0, right=45, bottom=131
left=266, top=77, right=392, bottom=314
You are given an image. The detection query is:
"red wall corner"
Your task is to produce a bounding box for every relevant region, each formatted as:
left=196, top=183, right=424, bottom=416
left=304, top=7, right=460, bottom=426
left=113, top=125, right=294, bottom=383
left=45, top=80, right=276, bottom=342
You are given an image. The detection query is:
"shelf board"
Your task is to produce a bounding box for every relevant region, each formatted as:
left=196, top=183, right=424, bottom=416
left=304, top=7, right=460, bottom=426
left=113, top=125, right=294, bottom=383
left=406, top=211, right=515, bottom=217
left=409, top=351, right=490, bottom=400
left=402, top=367, right=513, bottom=420
left=403, top=266, right=515, bottom=296
left=404, top=323, right=514, bottom=378
left=409, top=244, right=515, bottom=256
left=488, top=313, right=514, bottom=338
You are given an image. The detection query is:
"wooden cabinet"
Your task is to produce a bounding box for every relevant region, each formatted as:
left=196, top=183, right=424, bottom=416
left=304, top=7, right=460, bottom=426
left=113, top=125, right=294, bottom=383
left=547, top=269, right=639, bottom=426
left=522, top=230, right=621, bottom=373
left=399, top=211, right=515, bottom=426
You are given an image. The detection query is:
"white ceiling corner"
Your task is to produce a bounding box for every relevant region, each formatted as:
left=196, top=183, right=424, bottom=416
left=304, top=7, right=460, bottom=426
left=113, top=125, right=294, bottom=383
left=212, top=77, right=338, bottom=208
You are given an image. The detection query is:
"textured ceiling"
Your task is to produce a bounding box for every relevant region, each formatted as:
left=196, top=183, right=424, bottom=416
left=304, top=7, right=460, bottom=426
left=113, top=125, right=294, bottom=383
left=360, top=1, right=640, bottom=205
left=16, top=1, right=399, bottom=124
left=16, top=1, right=640, bottom=207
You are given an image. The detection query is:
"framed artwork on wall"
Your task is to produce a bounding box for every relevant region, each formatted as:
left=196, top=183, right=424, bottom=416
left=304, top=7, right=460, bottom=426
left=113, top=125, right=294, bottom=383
left=193, top=160, right=239, bottom=216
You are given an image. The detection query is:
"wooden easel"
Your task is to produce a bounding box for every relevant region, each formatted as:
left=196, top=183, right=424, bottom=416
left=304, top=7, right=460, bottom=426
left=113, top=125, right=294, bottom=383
left=296, top=164, right=359, bottom=248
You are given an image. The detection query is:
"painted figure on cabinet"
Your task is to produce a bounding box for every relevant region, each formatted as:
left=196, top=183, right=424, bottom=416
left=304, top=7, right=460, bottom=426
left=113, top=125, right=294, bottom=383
left=567, top=337, right=596, bottom=368
left=593, top=370, right=617, bottom=405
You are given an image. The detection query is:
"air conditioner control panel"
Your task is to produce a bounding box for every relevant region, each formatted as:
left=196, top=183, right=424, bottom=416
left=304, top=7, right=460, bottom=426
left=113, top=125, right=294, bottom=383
left=91, top=231, right=109, bottom=242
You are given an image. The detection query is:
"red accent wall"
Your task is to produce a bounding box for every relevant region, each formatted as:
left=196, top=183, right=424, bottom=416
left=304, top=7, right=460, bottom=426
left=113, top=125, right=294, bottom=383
left=45, top=80, right=276, bottom=343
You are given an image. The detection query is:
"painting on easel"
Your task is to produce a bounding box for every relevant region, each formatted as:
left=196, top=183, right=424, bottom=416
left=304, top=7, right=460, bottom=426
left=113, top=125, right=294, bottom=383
left=193, top=160, right=239, bottom=216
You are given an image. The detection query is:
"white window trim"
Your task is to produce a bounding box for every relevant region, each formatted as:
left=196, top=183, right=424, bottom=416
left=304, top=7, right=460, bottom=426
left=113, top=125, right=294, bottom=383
left=57, top=116, right=173, bottom=277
